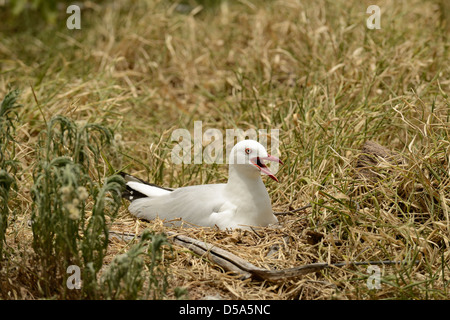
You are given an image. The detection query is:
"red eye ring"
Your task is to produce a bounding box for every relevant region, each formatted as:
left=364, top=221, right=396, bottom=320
left=245, top=148, right=251, bottom=154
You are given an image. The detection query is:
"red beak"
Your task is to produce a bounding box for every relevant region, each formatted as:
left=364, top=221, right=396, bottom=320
left=250, top=154, right=283, bottom=182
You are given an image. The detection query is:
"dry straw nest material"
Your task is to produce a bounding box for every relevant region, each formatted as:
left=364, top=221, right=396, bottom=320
left=109, top=212, right=335, bottom=300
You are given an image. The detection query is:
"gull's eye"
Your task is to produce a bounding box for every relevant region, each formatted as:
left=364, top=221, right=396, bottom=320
left=245, top=148, right=251, bottom=155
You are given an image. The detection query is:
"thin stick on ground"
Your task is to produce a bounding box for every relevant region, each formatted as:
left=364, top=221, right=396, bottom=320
left=108, top=230, right=417, bottom=282
left=273, top=204, right=312, bottom=216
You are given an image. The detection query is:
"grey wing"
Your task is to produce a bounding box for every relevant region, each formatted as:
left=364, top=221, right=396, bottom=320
left=128, top=184, right=227, bottom=227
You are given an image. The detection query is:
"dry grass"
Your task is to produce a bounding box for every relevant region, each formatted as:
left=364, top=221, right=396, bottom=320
left=0, top=0, right=449, bottom=299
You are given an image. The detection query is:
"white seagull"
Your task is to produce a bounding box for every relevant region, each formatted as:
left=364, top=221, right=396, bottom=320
left=121, top=140, right=283, bottom=230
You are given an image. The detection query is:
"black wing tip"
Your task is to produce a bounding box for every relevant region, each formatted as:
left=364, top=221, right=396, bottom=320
left=119, top=172, right=146, bottom=183
left=119, top=172, right=149, bottom=201
left=122, top=185, right=149, bottom=202
left=119, top=172, right=173, bottom=202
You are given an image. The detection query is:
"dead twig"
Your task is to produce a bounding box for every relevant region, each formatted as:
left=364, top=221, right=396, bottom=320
left=274, top=204, right=312, bottom=216
left=109, top=230, right=416, bottom=282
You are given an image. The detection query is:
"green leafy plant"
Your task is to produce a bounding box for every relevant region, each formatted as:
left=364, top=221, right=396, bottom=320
left=81, top=174, right=125, bottom=298
left=0, top=90, right=21, bottom=262
left=101, top=230, right=171, bottom=300
left=30, top=115, right=124, bottom=298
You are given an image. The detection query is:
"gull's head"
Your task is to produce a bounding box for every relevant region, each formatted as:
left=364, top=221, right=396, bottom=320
left=229, top=140, right=283, bottom=182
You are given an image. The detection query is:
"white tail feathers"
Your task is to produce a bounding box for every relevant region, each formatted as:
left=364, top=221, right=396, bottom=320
left=126, top=181, right=172, bottom=198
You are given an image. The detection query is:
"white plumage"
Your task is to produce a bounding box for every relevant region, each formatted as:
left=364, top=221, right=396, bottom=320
left=122, top=140, right=282, bottom=230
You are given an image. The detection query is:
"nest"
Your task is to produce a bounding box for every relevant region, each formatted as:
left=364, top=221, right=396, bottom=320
left=107, top=140, right=449, bottom=299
